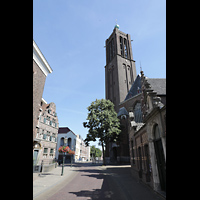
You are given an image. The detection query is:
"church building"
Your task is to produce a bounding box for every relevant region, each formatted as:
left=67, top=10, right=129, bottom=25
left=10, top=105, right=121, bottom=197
left=104, top=25, right=166, bottom=196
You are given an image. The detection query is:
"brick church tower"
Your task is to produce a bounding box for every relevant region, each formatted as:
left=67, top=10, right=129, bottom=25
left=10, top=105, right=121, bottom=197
left=105, top=24, right=137, bottom=113
left=104, top=25, right=137, bottom=164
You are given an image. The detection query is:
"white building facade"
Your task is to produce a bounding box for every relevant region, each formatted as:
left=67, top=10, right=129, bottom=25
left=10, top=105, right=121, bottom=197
left=56, top=127, right=76, bottom=163
left=76, top=135, right=90, bottom=162
left=56, top=127, right=90, bottom=163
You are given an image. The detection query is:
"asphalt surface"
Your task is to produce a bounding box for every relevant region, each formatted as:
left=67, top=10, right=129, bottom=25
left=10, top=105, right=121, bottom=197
left=35, top=162, right=164, bottom=200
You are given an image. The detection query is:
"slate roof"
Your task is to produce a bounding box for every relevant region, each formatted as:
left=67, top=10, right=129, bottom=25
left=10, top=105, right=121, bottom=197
left=117, top=107, right=129, bottom=117
left=58, top=127, right=71, bottom=134
left=146, top=78, right=166, bottom=95
left=58, top=127, right=77, bottom=136
left=124, top=75, right=166, bottom=101
left=124, top=75, right=142, bottom=101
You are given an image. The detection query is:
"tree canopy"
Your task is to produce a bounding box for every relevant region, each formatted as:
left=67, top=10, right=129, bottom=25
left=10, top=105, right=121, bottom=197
left=90, top=145, right=102, bottom=158
left=83, top=99, right=121, bottom=165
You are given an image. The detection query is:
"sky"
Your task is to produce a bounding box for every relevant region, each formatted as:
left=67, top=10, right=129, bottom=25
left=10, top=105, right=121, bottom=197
left=33, top=0, right=166, bottom=150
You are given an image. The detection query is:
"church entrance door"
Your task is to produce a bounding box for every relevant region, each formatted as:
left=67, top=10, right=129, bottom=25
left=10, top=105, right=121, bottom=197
left=154, top=138, right=166, bottom=191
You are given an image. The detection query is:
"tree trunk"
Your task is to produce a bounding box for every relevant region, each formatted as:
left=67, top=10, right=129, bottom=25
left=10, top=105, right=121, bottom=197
left=102, top=142, right=106, bottom=165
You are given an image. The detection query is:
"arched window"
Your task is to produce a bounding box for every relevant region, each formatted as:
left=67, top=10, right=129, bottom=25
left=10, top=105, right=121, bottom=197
left=133, top=102, right=143, bottom=123
left=60, top=137, right=64, bottom=146
left=124, top=38, right=128, bottom=58
left=154, top=124, right=161, bottom=140
left=131, top=140, right=135, bottom=164
left=153, top=123, right=166, bottom=191
left=68, top=138, right=72, bottom=148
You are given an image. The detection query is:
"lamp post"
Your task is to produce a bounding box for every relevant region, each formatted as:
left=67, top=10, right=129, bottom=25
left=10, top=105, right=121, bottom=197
left=71, top=147, right=73, bottom=168
left=61, top=137, right=68, bottom=176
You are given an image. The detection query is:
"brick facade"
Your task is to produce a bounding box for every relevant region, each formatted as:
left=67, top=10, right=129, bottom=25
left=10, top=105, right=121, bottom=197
left=33, top=60, right=46, bottom=140
left=126, top=71, right=166, bottom=193
left=104, top=26, right=137, bottom=164
left=33, top=40, right=52, bottom=141
left=33, top=99, right=59, bottom=165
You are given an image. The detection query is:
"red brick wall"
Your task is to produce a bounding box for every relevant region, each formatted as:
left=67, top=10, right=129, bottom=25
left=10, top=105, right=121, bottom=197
left=33, top=60, right=46, bottom=141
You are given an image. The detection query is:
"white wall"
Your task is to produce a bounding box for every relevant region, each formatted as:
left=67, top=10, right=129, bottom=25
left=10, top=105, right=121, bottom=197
left=55, top=131, right=77, bottom=160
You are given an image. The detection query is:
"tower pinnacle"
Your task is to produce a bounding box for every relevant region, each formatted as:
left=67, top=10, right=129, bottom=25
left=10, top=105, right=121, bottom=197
left=114, top=19, right=119, bottom=29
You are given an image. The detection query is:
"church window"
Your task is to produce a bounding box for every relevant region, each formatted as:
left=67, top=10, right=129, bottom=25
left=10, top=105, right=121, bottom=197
left=108, top=38, right=115, bottom=62
left=133, top=102, right=143, bottom=123
left=107, top=42, right=110, bottom=62
left=131, top=140, right=135, bottom=164
left=109, top=42, right=112, bottom=61
left=111, top=38, right=114, bottom=59
left=120, top=36, right=124, bottom=57
left=154, top=124, right=161, bottom=140
left=124, top=38, right=128, bottom=58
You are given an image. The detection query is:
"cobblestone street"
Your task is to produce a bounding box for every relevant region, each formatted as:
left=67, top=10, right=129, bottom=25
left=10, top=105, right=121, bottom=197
left=33, top=162, right=164, bottom=200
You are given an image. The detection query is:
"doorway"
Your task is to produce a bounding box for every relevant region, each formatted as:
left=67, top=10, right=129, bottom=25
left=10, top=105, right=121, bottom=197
left=33, top=150, right=39, bottom=165
left=153, top=124, right=166, bottom=191
left=138, top=147, right=142, bottom=178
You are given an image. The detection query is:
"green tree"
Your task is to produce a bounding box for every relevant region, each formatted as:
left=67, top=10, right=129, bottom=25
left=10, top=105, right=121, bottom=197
left=83, top=99, right=121, bottom=165
left=90, top=145, right=102, bottom=159
left=95, top=148, right=102, bottom=158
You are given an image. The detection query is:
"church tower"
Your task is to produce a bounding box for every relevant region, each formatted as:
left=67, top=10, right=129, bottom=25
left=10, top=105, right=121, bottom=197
left=105, top=24, right=137, bottom=113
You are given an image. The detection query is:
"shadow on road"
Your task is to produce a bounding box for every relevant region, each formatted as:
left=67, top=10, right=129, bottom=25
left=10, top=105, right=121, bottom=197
left=69, top=163, right=163, bottom=200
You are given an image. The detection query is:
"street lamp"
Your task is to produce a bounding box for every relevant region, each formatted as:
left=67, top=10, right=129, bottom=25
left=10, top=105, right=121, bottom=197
left=71, top=147, right=73, bottom=168
left=61, top=137, right=68, bottom=176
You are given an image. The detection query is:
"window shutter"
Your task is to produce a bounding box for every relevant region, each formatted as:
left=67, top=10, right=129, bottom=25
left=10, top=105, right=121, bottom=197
left=50, top=136, right=52, bottom=141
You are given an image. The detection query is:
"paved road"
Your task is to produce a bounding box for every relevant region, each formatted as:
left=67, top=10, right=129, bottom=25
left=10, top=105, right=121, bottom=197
left=36, top=162, right=164, bottom=200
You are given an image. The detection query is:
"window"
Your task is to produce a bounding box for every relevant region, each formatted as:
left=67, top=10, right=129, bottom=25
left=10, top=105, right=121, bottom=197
left=144, top=144, right=151, bottom=182
left=133, top=102, right=143, bottom=123
left=111, top=38, right=114, bottom=60
left=108, top=38, right=115, bottom=62
left=120, top=36, right=124, bottom=57
left=154, top=124, right=161, bottom=140
left=50, top=149, right=54, bottom=154
left=131, top=140, right=135, bottom=164
left=43, top=134, right=46, bottom=140
left=43, top=148, right=48, bottom=158
left=68, top=138, right=72, bottom=149
left=60, top=138, right=64, bottom=146
left=124, top=38, right=128, bottom=58
left=43, top=148, right=48, bottom=154
left=49, top=149, right=54, bottom=158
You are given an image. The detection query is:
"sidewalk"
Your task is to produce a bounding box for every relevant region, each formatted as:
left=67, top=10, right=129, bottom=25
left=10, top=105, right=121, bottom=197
left=33, top=164, right=78, bottom=199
